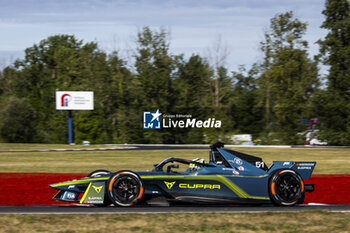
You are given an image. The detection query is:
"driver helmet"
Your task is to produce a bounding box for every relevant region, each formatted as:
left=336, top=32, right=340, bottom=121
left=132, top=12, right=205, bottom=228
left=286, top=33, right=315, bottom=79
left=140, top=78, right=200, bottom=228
left=188, top=158, right=205, bottom=172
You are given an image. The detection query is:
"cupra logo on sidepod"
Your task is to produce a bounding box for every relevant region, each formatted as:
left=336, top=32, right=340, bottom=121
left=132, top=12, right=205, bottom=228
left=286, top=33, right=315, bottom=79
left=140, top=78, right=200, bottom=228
left=164, top=181, right=176, bottom=189
left=92, top=185, right=103, bottom=193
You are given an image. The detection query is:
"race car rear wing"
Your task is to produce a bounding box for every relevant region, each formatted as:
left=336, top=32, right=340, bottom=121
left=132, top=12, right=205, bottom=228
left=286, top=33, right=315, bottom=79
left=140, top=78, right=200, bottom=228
left=209, top=142, right=268, bottom=171
left=269, top=161, right=317, bottom=180
left=209, top=142, right=316, bottom=180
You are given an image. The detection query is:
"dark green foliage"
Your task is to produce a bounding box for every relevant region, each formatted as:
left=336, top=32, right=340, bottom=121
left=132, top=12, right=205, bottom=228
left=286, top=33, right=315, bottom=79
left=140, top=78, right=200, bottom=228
left=316, top=0, right=350, bottom=145
left=0, top=97, right=38, bottom=142
left=204, top=66, right=235, bottom=143
left=0, top=35, right=141, bottom=144
left=135, top=27, right=175, bottom=112
left=230, top=65, right=263, bottom=137
left=258, top=11, right=319, bottom=144
left=175, top=55, right=213, bottom=117
left=173, top=55, right=213, bottom=143
left=135, top=27, right=177, bottom=143
left=75, top=111, right=103, bottom=144
left=313, top=89, right=350, bottom=145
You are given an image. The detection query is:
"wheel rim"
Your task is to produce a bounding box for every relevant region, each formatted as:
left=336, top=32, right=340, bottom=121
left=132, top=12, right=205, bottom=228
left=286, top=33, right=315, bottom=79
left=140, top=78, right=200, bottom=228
left=112, top=176, right=140, bottom=204
left=275, top=174, right=301, bottom=202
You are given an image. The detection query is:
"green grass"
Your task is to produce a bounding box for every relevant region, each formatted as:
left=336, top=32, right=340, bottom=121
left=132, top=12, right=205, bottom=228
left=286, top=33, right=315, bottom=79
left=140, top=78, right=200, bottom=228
left=0, top=143, right=125, bottom=151
left=0, top=144, right=349, bottom=174
left=0, top=211, right=349, bottom=233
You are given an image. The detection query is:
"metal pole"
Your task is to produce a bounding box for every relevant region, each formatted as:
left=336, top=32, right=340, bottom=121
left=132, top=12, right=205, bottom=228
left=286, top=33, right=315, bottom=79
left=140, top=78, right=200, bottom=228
left=68, top=110, right=73, bottom=144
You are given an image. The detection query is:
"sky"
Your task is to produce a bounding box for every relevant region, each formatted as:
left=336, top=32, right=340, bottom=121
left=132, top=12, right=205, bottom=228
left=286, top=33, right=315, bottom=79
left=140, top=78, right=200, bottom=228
left=0, top=0, right=327, bottom=72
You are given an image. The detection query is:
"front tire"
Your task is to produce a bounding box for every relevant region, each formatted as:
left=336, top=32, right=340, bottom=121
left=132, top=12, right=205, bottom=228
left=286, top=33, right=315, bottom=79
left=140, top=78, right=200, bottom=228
left=107, top=171, right=144, bottom=207
left=269, top=169, right=304, bottom=206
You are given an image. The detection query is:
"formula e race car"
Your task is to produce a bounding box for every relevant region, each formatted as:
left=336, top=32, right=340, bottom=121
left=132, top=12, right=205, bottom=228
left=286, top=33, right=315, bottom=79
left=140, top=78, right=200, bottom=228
left=50, top=142, right=316, bottom=206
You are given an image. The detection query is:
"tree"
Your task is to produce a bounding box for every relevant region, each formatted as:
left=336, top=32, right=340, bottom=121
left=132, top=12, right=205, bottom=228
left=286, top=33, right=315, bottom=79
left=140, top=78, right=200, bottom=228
left=173, top=55, right=213, bottom=143
left=175, top=55, right=213, bottom=117
left=135, top=27, right=175, bottom=112
left=316, top=0, right=350, bottom=145
left=0, top=67, right=17, bottom=97
left=202, top=36, right=235, bottom=142
left=135, top=27, right=176, bottom=143
left=258, top=12, right=319, bottom=144
left=230, top=65, right=263, bottom=137
left=0, top=97, right=38, bottom=142
left=206, top=35, right=231, bottom=109
left=203, top=65, right=235, bottom=143
left=106, top=52, right=143, bottom=143
left=13, top=35, right=91, bottom=143
left=8, top=35, right=138, bottom=144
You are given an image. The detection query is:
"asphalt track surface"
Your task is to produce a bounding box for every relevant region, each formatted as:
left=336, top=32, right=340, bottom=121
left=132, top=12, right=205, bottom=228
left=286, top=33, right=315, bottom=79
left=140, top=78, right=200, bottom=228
left=1, top=204, right=350, bottom=214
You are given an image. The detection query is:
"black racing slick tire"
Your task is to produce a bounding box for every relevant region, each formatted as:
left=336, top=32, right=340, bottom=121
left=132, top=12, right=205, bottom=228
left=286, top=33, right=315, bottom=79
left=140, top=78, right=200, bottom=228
left=107, top=170, right=144, bottom=207
left=88, top=170, right=111, bottom=178
left=269, top=169, right=305, bottom=206
left=297, top=193, right=305, bottom=205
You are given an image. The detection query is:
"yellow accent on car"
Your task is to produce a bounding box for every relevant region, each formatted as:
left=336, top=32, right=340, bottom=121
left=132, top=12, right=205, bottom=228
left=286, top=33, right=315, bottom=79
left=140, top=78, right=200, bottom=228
left=141, top=175, right=269, bottom=200
left=50, top=177, right=109, bottom=188
left=179, top=183, right=221, bottom=189
left=164, top=181, right=176, bottom=189
left=92, top=185, right=103, bottom=193
left=79, top=183, right=92, bottom=204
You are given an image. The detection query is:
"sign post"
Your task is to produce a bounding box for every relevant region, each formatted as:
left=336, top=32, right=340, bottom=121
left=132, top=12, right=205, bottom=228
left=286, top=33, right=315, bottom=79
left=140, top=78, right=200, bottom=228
left=68, top=110, right=73, bottom=144
left=56, top=91, right=94, bottom=144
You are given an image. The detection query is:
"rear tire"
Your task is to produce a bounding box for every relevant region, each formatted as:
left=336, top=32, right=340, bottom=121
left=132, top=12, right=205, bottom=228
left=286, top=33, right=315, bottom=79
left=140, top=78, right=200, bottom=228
left=107, top=171, right=144, bottom=207
left=269, top=169, right=305, bottom=206
left=297, top=193, right=305, bottom=205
